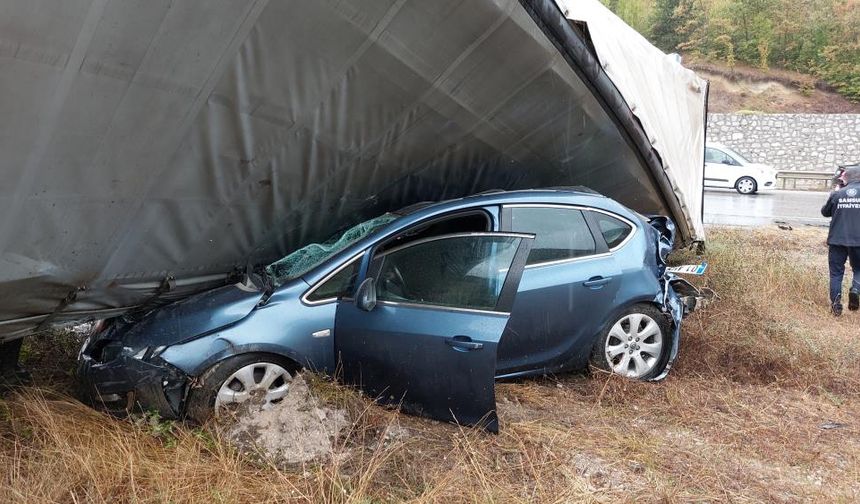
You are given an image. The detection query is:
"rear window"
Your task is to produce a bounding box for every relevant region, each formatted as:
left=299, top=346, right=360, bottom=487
left=591, top=212, right=633, bottom=249
left=509, top=207, right=596, bottom=265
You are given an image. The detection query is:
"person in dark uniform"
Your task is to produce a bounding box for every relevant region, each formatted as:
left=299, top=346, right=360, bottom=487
left=821, top=166, right=860, bottom=316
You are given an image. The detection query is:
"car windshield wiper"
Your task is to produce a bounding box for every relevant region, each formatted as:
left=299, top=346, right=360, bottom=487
left=254, top=267, right=276, bottom=300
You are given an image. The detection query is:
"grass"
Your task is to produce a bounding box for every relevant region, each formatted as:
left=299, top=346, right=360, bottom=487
left=2, top=226, right=860, bottom=503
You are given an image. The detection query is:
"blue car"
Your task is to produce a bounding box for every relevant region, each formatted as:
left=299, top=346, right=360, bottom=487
left=77, top=188, right=696, bottom=431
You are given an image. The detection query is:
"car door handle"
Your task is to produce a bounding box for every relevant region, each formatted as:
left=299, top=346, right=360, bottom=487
left=583, top=276, right=612, bottom=289
left=446, top=335, right=483, bottom=351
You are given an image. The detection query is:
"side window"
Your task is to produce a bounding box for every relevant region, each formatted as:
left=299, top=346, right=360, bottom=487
left=590, top=212, right=633, bottom=249
left=374, top=235, right=522, bottom=311
left=306, top=257, right=361, bottom=302
left=709, top=149, right=737, bottom=166
left=509, top=207, right=596, bottom=265
left=376, top=211, right=490, bottom=255
left=705, top=148, right=721, bottom=163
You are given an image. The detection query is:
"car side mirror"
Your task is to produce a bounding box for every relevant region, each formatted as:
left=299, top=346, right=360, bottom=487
left=722, top=159, right=733, bottom=165
left=355, top=278, right=377, bottom=312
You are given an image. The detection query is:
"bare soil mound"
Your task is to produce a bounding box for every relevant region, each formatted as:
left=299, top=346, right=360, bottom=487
left=223, top=373, right=349, bottom=465
left=689, top=60, right=860, bottom=114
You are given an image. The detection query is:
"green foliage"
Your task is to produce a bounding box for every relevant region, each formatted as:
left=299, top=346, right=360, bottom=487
left=191, top=426, right=219, bottom=453
left=133, top=410, right=179, bottom=449
left=601, top=0, right=656, bottom=36
left=602, top=0, right=860, bottom=101
left=649, top=0, right=682, bottom=51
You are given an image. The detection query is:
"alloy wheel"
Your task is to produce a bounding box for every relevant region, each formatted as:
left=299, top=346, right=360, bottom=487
left=605, top=313, right=664, bottom=378
left=214, top=362, right=292, bottom=413
left=736, top=177, right=756, bottom=194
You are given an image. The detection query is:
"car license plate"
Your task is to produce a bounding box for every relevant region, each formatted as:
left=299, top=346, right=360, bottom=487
left=666, top=262, right=708, bottom=275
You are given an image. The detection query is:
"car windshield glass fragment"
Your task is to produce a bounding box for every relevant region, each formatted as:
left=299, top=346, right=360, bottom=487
left=266, top=214, right=398, bottom=285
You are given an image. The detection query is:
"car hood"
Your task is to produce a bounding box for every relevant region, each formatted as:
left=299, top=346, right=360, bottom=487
left=745, top=163, right=775, bottom=174
left=120, top=280, right=264, bottom=349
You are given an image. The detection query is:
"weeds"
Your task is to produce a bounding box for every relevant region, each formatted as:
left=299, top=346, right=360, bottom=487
left=132, top=411, right=179, bottom=448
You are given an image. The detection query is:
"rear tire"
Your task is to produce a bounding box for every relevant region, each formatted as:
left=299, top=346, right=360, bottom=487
left=736, top=176, right=757, bottom=194
left=185, top=353, right=298, bottom=423
left=590, top=304, right=671, bottom=380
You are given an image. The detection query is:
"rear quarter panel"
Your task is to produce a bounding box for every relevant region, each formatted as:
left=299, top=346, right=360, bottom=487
left=564, top=217, right=666, bottom=371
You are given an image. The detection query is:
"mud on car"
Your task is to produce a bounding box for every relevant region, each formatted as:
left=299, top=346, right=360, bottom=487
left=78, top=188, right=699, bottom=432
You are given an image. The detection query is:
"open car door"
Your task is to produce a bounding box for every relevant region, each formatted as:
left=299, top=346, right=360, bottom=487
left=334, top=232, right=534, bottom=432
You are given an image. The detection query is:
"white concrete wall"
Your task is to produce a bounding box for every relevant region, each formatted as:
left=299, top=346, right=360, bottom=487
left=707, top=114, right=860, bottom=172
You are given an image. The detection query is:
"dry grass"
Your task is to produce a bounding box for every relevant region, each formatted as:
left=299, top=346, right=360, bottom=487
left=2, top=226, right=860, bottom=503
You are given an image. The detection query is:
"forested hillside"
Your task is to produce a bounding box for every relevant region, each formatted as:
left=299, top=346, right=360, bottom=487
left=602, top=0, right=860, bottom=101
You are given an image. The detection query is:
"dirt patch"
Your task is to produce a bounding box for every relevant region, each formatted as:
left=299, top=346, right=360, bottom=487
left=569, top=452, right=641, bottom=492
left=688, top=59, right=860, bottom=114
left=223, top=373, right=349, bottom=465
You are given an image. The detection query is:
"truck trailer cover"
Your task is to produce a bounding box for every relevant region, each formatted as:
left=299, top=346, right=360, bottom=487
left=0, top=0, right=706, bottom=341
left=558, top=0, right=707, bottom=241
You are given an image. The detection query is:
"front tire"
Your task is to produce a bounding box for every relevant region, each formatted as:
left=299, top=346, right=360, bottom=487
left=591, top=304, right=670, bottom=380
left=736, top=176, right=757, bottom=194
left=185, top=353, right=298, bottom=423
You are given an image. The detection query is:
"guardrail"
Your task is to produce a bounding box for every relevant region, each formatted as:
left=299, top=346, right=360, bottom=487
left=776, top=170, right=834, bottom=190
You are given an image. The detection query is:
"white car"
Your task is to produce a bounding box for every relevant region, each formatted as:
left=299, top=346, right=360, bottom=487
left=705, top=143, right=778, bottom=194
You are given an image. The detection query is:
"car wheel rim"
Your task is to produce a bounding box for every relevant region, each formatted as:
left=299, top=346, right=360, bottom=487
left=214, top=362, right=292, bottom=413
left=605, top=313, right=663, bottom=379
left=738, top=179, right=755, bottom=193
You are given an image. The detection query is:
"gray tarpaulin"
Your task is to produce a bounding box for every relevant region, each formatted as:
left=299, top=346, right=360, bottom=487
left=0, top=0, right=706, bottom=342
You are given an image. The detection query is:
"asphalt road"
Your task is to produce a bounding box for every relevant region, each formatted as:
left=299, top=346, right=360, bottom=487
left=703, top=188, right=831, bottom=228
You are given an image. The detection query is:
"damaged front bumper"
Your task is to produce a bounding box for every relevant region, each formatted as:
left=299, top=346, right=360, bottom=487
left=667, top=275, right=707, bottom=317
left=77, top=337, right=188, bottom=418
left=650, top=274, right=707, bottom=382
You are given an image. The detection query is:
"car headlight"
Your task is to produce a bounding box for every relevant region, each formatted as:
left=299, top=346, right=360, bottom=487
left=129, top=345, right=168, bottom=361
left=88, top=340, right=169, bottom=363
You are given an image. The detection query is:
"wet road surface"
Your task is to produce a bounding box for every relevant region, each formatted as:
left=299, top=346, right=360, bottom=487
left=704, top=189, right=830, bottom=228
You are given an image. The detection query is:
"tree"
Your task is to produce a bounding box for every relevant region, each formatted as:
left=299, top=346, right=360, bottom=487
left=600, top=0, right=655, bottom=36
left=602, top=0, right=860, bottom=101
left=674, top=0, right=708, bottom=55
left=650, top=0, right=683, bottom=51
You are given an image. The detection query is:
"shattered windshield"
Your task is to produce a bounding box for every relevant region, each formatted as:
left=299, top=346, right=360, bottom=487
left=265, top=214, right=399, bottom=285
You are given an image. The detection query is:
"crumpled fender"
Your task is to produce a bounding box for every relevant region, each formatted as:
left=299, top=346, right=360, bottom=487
left=650, top=269, right=709, bottom=381
left=641, top=215, right=696, bottom=381
left=121, top=281, right=264, bottom=349
left=648, top=274, right=684, bottom=382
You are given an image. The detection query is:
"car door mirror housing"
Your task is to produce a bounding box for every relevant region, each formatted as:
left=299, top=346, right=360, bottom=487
left=355, top=278, right=377, bottom=312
